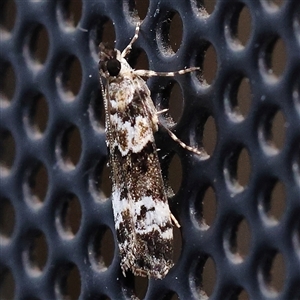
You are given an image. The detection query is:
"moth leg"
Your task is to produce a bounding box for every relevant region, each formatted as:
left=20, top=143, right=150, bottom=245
left=156, top=109, right=202, bottom=155
left=156, top=108, right=169, bottom=115
left=121, top=22, right=141, bottom=58
left=171, top=214, right=180, bottom=228
left=159, top=122, right=203, bottom=156
left=134, top=67, right=200, bottom=78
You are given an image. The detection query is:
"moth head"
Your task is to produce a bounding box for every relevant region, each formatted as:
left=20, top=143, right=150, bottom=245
left=99, top=43, right=121, bottom=76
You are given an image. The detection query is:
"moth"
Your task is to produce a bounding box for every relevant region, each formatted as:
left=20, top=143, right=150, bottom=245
left=99, top=22, right=201, bottom=279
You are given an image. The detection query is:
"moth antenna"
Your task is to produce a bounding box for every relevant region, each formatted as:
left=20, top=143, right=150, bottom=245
left=121, top=22, right=141, bottom=58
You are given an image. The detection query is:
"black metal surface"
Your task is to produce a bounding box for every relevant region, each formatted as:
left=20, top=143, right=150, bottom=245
left=1, top=0, right=300, bottom=299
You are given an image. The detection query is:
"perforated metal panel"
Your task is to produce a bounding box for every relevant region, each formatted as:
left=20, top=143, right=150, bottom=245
left=1, top=0, right=300, bottom=299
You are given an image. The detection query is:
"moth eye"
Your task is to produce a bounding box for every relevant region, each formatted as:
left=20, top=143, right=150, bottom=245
left=107, top=59, right=121, bottom=76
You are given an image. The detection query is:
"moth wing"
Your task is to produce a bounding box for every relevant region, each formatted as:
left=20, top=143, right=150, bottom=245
left=107, top=74, right=174, bottom=278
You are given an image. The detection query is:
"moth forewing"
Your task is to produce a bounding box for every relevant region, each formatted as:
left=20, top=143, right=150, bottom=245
left=99, top=22, right=201, bottom=279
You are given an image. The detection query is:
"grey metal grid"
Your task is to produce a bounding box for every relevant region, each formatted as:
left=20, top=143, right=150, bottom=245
left=1, top=0, right=300, bottom=299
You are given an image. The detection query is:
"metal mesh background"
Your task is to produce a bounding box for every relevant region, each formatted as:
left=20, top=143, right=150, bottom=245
left=1, top=0, right=300, bottom=299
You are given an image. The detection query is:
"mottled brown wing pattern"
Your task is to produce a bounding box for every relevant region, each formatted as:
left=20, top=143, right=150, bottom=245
left=99, top=22, right=201, bottom=279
